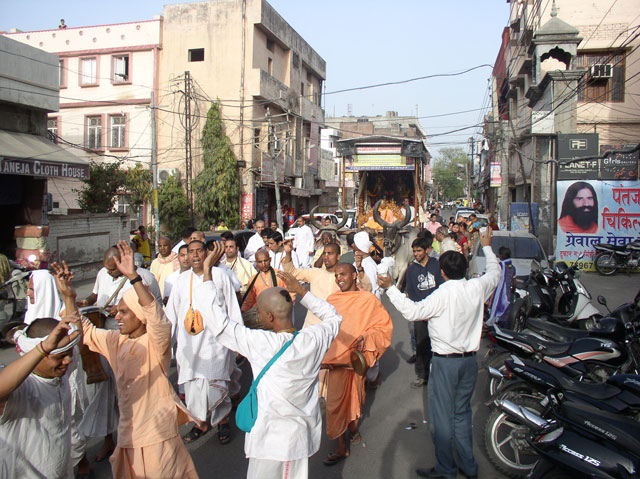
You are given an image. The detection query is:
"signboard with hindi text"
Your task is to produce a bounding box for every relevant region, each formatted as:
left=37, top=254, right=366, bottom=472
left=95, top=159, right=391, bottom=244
left=345, top=154, right=415, bottom=171
left=555, top=179, right=640, bottom=271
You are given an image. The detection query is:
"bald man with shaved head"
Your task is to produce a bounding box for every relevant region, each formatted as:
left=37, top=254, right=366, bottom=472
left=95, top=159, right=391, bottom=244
left=150, top=236, right=179, bottom=296
left=195, top=254, right=343, bottom=479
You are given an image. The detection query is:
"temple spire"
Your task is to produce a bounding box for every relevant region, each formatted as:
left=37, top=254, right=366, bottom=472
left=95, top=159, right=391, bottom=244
left=551, top=0, right=558, bottom=18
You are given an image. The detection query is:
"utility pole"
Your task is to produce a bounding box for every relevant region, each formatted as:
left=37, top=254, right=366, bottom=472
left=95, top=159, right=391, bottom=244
left=184, top=71, right=194, bottom=225
left=266, top=108, right=283, bottom=233
left=150, top=91, right=160, bottom=255
left=468, top=137, right=475, bottom=204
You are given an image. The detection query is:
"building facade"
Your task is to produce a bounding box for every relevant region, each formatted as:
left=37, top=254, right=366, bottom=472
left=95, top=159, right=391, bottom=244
left=484, top=0, right=640, bottom=253
left=158, top=0, right=326, bottom=225
left=4, top=19, right=162, bottom=220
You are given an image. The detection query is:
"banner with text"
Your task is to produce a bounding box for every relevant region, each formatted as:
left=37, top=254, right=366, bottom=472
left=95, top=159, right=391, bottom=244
left=555, top=179, right=640, bottom=270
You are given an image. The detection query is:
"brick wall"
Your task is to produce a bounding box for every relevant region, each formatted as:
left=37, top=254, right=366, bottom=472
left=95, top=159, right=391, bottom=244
left=48, top=213, right=131, bottom=280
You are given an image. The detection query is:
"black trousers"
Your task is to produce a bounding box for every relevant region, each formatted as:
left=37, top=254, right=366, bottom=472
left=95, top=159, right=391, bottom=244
left=414, top=320, right=433, bottom=380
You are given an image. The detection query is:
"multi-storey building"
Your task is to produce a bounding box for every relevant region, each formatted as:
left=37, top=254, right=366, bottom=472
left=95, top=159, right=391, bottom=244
left=4, top=19, right=162, bottom=220
left=484, top=0, right=640, bottom=253
left=158, top=0, right=326, bottom=224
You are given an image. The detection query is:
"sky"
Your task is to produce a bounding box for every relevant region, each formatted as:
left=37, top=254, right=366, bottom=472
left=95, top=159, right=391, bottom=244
left=0, top=0, right=508, bottom=157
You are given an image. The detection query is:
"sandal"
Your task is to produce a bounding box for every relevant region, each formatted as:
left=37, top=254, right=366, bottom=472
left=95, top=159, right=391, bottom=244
left=182, top=425, right=208, bottom=444
left=323, top=452, right=348, bottom=466
left=218, top=422, right=232, bottom=445
left=350, top=432, right=362, bottom=445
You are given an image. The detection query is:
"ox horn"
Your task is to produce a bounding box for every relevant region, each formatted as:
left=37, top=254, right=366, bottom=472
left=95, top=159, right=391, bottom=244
left=308, top=205, right=324, bottom=230
left=372, top=200, right=394, bottom=228
left=335, top=206, right=348, bottom=230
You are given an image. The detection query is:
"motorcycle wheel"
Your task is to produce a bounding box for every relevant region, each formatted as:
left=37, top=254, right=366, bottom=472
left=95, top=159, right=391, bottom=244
left=484, top=397, right=545, bottom=478
left=594, top=253, right=618, bottom=276
left=529, top=459, right=573, bottom=479
left=508, top=298, right=527, bottom=332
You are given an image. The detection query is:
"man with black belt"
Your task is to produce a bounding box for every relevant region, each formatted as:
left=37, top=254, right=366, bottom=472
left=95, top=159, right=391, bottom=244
left=378, top=229, right=500, bottom=479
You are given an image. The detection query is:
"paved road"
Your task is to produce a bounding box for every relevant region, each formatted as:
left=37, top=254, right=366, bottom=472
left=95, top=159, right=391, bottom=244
left=1, top=267, right=638, bottom=478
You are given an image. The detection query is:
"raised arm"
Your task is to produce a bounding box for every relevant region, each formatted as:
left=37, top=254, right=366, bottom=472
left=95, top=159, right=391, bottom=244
left=114, top=240, right=154, bottom=307
left=378, top=271, right=442, bottom=322
left=0, top=317, right=79, bottom=401
left=475, top=228, right=501, bottom=300
left=51, top=260, right=78, bottom=316
left=282, top=239, right=312, bottom=282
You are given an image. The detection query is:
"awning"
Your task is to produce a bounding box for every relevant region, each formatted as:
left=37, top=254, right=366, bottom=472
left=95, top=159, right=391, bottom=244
left=0, top=130, right=90, bottom=179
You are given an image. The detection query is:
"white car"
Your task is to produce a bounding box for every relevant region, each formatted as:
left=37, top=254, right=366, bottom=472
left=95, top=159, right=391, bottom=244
left=467, top=230, right=549, bottom=279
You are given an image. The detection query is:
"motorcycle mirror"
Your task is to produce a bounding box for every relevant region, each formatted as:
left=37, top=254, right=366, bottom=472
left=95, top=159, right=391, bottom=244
left=547, top=254, right=555, bottom=265
left=597, top=295, right=611, bottom=313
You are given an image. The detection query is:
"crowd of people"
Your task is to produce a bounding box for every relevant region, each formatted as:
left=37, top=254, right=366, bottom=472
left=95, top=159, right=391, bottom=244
left=0, top=209, right=504, bottom=479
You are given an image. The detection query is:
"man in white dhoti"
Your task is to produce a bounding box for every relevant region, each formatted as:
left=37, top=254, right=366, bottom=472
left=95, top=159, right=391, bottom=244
left=292, top=216, right=315, bottom=269
left=77, top=246, right=162, bottom=462
left=194, top=260, right=342, bottom=479
left=1, top=316, right=81, bottom=479
left=165, top=240, right=241, bottom=445
left=244, top=220, right=266, bottom=263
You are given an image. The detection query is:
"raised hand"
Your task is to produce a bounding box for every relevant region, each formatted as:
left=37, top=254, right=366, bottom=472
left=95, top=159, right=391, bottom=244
left=480, top=226, right=493, bottom=248
left=41, top=316, right=81, bottom=354
left=203, top=241, right=224, bottom=272
left=355, top=251, right=362, bottom=269
left=114, top=240, right=137, bottom=280
left=51, top=261, right=76, bottom=299
left=377, top=273, right=393, bottom=290
left=283, top=239, right=294, bottom=254
left=276, top=271, right=306, bottom=297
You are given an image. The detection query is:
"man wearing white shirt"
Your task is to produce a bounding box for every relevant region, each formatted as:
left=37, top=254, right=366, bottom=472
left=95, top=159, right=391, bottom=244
left=244, top=220, right=266, bottom=263
left=353, top=231, right=380, bottom=298
left=293, top=216, right=315, bottom=268
left=195, top=264, right=342, bottom=479
left=165, top=240, right=241, bottom=445
left=378, top=229, right=500, bottom=479
left=171, top=227, right=196, bottom=254
left=163, top=244, right=191, bottom=304
left=222, top=238, right=257, bottom=295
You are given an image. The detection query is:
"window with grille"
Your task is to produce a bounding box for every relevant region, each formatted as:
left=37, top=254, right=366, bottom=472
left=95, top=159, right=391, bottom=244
left=80, top=57, right=97, bottom=85
left=110, top=115, right=126, bottom=148
left=58, top=59, right=66, bottom=87
left=86, top=116, right=102, bottom=149
left=576, top=51, right=625, bottom=103
left=47, top=118, right=58, bottom=144
left=112, top=54, right=129, bottom=82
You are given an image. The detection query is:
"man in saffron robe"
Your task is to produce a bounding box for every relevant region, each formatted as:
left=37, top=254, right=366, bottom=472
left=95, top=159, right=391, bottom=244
left=322, top=263, right=393, bottom=465
left=150, top=236, right=178, bottom=297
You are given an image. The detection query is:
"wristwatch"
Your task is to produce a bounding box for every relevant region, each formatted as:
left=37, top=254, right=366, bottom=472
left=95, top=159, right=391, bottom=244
left=129, top=275, right=143, bottom=285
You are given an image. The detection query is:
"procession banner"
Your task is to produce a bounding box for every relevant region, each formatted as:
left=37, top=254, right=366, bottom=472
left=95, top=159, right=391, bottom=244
left=345, top=154, right=415, bottom=171
left=555, top=179, right=640, bottom=271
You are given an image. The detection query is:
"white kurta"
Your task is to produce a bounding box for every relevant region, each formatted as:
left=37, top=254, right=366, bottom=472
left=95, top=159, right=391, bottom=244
left=222, top=256, right=257, bottom=294
left=0, top=374, right=73, bottom=479
left=269, top=250, right=300, bottom=271
left=194, top=284, right=342, bottom=461
left=171, top=239, right=186, bottom=254
left=165, top=268, right=241, bottom=384
left=360, top=255, right=380, bottom=298
left=244, top=233, right=265, bottom=263
left=163, top=269, right=182, bottom=302
left=293, top=225, right=315, bottom=268
left=92, top=266, right=162, bottom=309
left=217, top=262, right=242, bottom=292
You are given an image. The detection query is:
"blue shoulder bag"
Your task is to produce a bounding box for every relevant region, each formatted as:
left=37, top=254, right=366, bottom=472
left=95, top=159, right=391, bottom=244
left=236, top=331, right=298, bottom=433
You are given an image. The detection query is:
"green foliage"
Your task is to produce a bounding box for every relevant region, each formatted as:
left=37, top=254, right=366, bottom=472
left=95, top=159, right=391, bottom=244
left=158, top=175, right=189, bottom=240
left=193, top=101, right=241, bottom=230
left=125, top=164, right=152, bottom=213
left=431, top=147, right=469, bottom=200
left=76, top=161, right=126, bottom=213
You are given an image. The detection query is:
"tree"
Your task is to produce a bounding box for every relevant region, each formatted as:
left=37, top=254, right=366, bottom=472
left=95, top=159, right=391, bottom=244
left=125, top=163, right=152, bottom=214
left=158, top=174, right=189, bottom=240
left=431, top=147, right=469, bottom=200
left=76, top=161, right=126, bottom=213
left=193, top=101, right=241, bottom=230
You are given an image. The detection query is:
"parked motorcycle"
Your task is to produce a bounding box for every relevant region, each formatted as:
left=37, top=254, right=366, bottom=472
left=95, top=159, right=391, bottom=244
left=486, top=321, right=640, bottom=395
left=494, top=393, right=640, bottom=479
left=594, top=239, right=640, bottom=276
left=484, top=358, right=640, bottom=478
left=0, top=260, right=30, bottom=343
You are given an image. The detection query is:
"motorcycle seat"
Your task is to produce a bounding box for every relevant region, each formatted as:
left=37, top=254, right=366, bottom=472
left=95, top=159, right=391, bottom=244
left=556, top=374, right=621, bottom=400
left=560, top=400, right=640, bottom=455
left=526, top=317, right=589, bottom=342
left=597, top=243, right=628, bottom=252
left=502, top=328, right=573, bottom=355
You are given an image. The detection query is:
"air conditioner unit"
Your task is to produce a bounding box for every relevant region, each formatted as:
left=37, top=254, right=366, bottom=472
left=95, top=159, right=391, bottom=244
left=294, top=177, right=303, bottom=189
left=158, top=168, right=180, bottom=184
left=590, top=64, right=613, bottom=79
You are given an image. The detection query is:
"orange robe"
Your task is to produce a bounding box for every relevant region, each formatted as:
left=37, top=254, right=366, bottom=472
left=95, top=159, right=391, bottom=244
left=558, top=215, right=598, bottom=234
left=82, top=299, right=199, bottom=479
left=241, top=269, right=295, bottom=312
left=323, top=290, right=393, bottom=439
